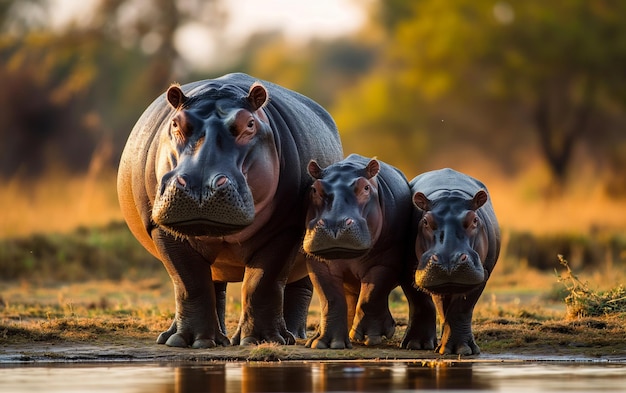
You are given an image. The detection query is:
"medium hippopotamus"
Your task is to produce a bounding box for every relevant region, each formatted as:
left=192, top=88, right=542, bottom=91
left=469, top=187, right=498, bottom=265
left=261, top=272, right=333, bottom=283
left=117, top=73, right=343, bottom=348
left=302, top=154, right=436, bottom=349
left=410, top=168, right=500, bottom=355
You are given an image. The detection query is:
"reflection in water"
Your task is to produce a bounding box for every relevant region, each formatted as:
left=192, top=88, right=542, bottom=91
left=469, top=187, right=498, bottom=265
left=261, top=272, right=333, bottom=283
left=1, top=361, right=626, bottom=393
left=308, top=362, right=490, bottom=391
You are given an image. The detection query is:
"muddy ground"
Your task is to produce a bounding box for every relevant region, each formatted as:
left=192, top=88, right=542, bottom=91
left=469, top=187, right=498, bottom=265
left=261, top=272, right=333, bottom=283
left=2, top=274, right=625, bottom=364
left=2, top=313, right=625, bottom=363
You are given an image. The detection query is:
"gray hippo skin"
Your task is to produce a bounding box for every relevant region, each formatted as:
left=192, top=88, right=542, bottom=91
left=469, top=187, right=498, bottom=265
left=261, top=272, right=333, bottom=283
left=117, top=73, right=343, bottom=348
left=410, top=168, right=500, bottom=355
left=303, top=154, right=437, bottom=349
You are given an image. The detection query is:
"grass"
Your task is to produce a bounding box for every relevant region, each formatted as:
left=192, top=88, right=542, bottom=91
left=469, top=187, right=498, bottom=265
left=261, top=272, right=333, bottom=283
left=0, top=160, right=625, bottom=360
left=556, top=255, right=626, bottom=319
left=1, top=255, right=625, bottom=361
left=0, top=168, right=122, bottom=238
left=2, top=157, right=626, bottom=239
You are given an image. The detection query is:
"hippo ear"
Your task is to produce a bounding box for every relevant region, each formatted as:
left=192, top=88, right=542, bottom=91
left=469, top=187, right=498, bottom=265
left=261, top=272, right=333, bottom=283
left=167, top=84, right=187, bottom=109
left=413, top=192, right=432, bottom=211
left=307, top=160, right=324, bottom=179
left=471, top=190, right=488, bottom=210
left=248, top=82, right=269, bottom=110
left=364, top=159, right=380, bottom=179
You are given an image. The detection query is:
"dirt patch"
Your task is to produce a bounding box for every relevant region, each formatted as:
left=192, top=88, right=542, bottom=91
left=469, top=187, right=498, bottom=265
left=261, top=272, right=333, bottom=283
left=2, top=313, right=625, bottom=363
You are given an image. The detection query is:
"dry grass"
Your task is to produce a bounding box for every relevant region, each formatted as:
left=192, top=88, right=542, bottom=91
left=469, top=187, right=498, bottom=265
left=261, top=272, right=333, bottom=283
left=2, top=156, right=626, bottom=239
left=423, top=153, right=626, bottom=236
left=556, top=255, right=626, bottom=319
left=0, top=168, right=123, bottom=238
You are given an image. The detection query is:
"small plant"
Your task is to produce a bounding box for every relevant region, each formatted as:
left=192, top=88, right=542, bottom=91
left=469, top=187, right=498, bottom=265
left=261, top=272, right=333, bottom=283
left=556, top=254, right=626, bottom=318
left=246, top=342, right=288, bottom=361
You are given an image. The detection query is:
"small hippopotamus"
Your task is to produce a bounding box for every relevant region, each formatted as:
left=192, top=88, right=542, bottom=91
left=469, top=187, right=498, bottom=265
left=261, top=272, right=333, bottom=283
left=117, top=73, right=343, bottom=348
left=410, top=168, right=500, bottom=355
left=302, top=154, right=435, bottom=349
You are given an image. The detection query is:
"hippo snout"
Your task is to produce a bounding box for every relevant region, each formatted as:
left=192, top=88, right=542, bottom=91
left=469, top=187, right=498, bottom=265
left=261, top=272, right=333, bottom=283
left=152, top=173, right=255, bottom=237
left=415, top=250, right=486, bottom=293
left=303, top=216, right=371, bottom=259
left=313, top=217, right=356, bottom=239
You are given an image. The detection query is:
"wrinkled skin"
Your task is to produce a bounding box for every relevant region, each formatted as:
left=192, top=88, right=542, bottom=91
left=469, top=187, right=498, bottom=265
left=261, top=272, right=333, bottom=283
left=410, top=168, right=500, bottom=355
left=117, top=73, right=343, bottom=348
left=303, top=154, right=436, bottom=350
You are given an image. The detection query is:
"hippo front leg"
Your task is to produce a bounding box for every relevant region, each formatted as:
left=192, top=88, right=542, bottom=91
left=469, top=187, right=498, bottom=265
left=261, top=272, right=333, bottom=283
left=349, top=267, right=397, bottom=346
left=400, top=281, right=437, bottom=350
left=152, top=229, right=230, bottom=348
left=433, top=286, right=484, bottom=355
left=230, top=231, right=300, bottom=346
left=306, top=259, right=352, bottom=349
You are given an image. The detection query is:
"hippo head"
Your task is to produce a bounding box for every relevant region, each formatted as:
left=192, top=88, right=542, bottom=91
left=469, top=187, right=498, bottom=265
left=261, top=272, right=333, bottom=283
left=302, top=157, right=383, bottom=259
left=412, top=190, right=490, bottom=294
left=151, top=82, right=279, bottom=237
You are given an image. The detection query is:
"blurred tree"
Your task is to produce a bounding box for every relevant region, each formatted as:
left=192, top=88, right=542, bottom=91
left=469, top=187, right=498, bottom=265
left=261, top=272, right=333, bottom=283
left=225, top=31, right=378, bottom=109
left=334, top=0, right=626, bottom=187
left=0, top=0, right=224, bottom=177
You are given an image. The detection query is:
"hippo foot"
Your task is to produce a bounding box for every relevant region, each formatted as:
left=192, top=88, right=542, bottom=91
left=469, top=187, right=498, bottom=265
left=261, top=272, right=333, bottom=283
left=230, top=326, right=296, bottom=346
left=157, top=320, right=230, bottom=348
left=437, top=337, right=480, bottom=355
left=349, top=318, right=396, bottom=346
left=305, top=330, right=353, bottom=349
left=401, top=338, right=437, bottom=350
left=400, top=325, right=437, bottom=350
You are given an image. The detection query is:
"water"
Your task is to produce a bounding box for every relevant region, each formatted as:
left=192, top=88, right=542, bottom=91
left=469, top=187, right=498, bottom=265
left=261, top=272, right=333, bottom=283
left=1, top=360, right=625, bottom=392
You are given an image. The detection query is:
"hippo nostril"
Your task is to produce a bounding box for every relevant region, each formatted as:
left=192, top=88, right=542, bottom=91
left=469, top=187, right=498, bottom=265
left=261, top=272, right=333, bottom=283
left=317, top=219, right=325, bottom=228
left=429, top=254, right=439, bottom=263
left=345, top=218, right=354, bottom=226
left=460, top=253, right=468, bottom=262
left=213, top=175, right=229, bottom=189
left=176, top=176, right=187, bottom=187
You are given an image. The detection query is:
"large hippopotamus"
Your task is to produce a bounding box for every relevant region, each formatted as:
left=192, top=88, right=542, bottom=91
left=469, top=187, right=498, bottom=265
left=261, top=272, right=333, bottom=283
left=409, top=168, right=500, bottom=355
left=302, top=154, right=436, bottom=350
left=117, top=73, right=343, bottom=348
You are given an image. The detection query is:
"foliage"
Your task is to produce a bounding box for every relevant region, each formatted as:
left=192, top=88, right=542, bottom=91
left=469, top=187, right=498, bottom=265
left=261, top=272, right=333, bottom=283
left=556, top=254, right=626, bottom=318
left=335, top=0, right=626, bottom=186
left=0, top=0, right=223, bottom=177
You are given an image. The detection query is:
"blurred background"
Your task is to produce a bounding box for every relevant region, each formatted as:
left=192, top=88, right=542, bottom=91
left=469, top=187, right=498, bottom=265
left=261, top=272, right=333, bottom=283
left=1, top=0, right=625, bottom=281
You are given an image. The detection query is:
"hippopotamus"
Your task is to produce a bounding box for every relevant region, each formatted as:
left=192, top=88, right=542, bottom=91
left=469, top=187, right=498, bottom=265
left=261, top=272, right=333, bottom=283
left=410, top=168, right=500, bottom=355
left=302, top=154, right=436, bottom=349
left=117, top=73, right=343, bottom=348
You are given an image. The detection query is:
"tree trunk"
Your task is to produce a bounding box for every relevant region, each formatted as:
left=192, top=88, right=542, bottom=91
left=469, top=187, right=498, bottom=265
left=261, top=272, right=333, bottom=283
left=533, top=83, right=594, bottom=185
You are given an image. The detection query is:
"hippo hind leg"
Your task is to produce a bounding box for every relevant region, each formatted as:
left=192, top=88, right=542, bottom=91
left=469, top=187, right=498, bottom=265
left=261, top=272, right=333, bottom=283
left=283, top=276, right=313, bottom=339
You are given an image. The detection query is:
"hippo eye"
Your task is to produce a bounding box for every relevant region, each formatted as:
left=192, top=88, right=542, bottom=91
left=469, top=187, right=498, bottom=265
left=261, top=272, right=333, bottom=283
left=171, top=119, right=188, bottom=142
left=422, top=217, right=428, bottom=227
left=364, top=185, right=370, bottom=192
left=247, top=119, right=255, bottom=128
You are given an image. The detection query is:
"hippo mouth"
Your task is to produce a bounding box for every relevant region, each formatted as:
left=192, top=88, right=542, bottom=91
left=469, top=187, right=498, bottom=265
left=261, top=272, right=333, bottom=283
left=307, top=247, right=369, bottom=260
left=414, top=263, right=486, bottom=294
left=302, top=226, right=372, bottom=260
left=419, top=282, right=480, bottom=295
left=160, top=219, right=248, bottom=237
